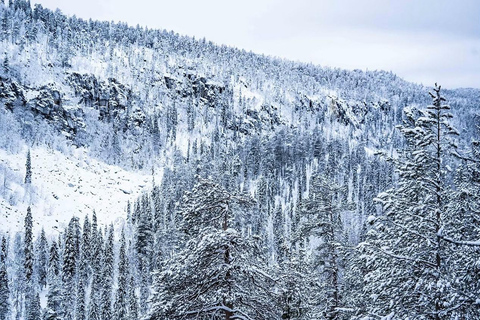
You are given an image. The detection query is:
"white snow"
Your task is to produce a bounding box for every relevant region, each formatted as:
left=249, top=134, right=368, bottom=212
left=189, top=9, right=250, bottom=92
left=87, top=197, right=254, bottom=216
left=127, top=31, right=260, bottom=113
left=0, top=146, right=153, bottom=236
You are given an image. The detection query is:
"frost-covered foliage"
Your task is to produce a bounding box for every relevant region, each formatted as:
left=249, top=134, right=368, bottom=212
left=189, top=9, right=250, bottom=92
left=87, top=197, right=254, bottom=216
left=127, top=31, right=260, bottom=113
left=148, top=178, right=279, bottom=320
left=364, top=85, right=480, bottom=318
left=0, top=0, right=479, bottom=319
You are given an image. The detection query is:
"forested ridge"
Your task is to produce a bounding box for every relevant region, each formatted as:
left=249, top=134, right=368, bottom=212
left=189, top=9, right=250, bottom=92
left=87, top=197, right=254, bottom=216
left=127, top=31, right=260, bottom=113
left=0, top=0, right=479, bottom=319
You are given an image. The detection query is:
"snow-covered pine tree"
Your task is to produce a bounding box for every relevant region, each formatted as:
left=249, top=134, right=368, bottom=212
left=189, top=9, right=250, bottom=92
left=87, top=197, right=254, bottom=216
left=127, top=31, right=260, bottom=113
left=75, top=275, right=86, bottom=320
left=296, top=174, right=349, bottom=320
left=88, top=273, right=102, bottom=320
left=47, top=240, right=59, bottom=281
left=114, top=228, right=129, bottom=320
left=36, top=228, right=48, bottom=289
left=147, top=177, right=279, bottom=320
left=100, top=224, right=114, bottom=320
left=135, top=193, right=153, bottom=314
left=127, top=275, right=139, bottom=320
left=90, top=211, right=102, bottom=274
left=0, top=236, right=9, bottom=320
left=76, top=219, right=89, bottom=320
left=81, top=215, right=91, bottom=273
left=276, top=247, right=314, bottom=320
left=62, top=217, right=81, bottom=320
left=438, top=139, right=480, bottom=317
left=366, top=84, right=461, bottom=318
left=88, top=223, right=104, bottom=320
left=24, top=206, right=33, bottom=282
left=46, top=240, right=62, bottom=320
left=23, top=206, right=36, bottom=320
left=24, top=149, right=31, bottom=184
left=12, top=233, right=25, bottom=320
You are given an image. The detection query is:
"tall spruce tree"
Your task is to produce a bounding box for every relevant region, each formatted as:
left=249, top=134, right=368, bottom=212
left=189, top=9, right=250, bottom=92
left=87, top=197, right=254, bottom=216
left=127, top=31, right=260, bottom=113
left=36, top=228, right=48, bottom=289
left=24, top=149, right=31, bottom=184
left=26, top=292, right=40, bottom=320
left=0, top=236, right=9, bottom=320
left=365, top=84, right=461, bottom=318
left=114, top=229, right=129, bottom=320
left=128, top=274, right=139, bottom=320
left=100, top=224, right=114, bottom=320
left=46, top=240, right=62, bottom=319
left=62, top=217, right=81, bottom=320
left=24, top=206, right=33, bottom=283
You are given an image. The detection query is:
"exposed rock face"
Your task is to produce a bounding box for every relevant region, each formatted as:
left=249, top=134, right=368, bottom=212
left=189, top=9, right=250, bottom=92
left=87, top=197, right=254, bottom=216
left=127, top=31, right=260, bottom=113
left=0, top=77, right=26, bottom=110
left=1, top=78, right=85, bottom=140
left=67, top=73, right=135, bottom=123
left=27, top=85, right=86, bottom=139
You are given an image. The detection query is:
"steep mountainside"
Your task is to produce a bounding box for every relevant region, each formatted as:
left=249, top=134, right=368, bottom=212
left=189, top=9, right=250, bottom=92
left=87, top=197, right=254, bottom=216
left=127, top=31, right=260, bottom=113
left=0, top=1, right=479, bottom=234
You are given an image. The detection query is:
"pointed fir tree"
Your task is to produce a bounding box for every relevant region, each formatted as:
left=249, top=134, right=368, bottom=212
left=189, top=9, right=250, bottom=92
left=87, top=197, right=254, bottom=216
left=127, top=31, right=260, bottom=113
left=36, top=228, right=48, bottom=289
left=276, top=246, right=314, bottom=320
left=75, top=276, right=86, bottom=320
left=438, top=139, right=480, bottom=317
left=114, top=229, right=128, bottom=320
left=100, top=224, right=114, bottom=320
left=0, top=236, right=9, bottom=320
left=62, top=217, right=81, bottom=320
left=13, top=233, right=25, bottom=320
left=25, top=149, right=32, bottom=184
left=88, top=270, right=102, bottom=320
left=24, top=206, right=34, bottom=283
left=365, top=84, right=462, bottom=318
left=135, top=195, right=153, bottom=314
left=127, top=275, right=139, bottom=320
left=62, top=218, right=80, bottom=281
left=80, top=215, right=91, bottom=281
left=46, top=240, right=62, bottom=319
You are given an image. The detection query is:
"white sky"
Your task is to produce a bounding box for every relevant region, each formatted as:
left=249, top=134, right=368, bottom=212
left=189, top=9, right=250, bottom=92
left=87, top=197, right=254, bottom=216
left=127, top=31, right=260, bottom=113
left=33, top=0, right=480, bottom=89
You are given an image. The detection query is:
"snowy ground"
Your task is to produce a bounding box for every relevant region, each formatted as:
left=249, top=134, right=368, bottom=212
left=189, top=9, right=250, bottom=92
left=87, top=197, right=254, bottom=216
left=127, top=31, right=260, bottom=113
left=0, top=146, right=153, bottom=237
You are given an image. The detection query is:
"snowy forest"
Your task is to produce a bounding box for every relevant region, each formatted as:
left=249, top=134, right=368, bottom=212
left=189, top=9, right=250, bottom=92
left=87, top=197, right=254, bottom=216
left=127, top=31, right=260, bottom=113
left=0, top=0, right=479, bottom=319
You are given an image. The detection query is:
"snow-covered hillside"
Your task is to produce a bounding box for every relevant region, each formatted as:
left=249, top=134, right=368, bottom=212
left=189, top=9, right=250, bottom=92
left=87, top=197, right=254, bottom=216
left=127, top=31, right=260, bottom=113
left=0, top=1, right=479, bottom=319
left=0, top=146, right=153, bottom=234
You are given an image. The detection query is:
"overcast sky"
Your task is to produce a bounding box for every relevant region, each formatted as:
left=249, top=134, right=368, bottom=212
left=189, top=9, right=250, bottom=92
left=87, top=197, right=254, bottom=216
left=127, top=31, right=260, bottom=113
left=33, top=0, right=480, bottom=89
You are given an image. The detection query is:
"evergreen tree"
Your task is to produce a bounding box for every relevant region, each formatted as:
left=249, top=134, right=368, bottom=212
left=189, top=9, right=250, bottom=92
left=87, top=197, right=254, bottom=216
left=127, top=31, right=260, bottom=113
left=46, top=241, right=62, bottom=319
left=438, top=139, right=480, bottom=317
left=24, top=206, right=34, bottom=283
left=366, top=84, right=461, bottom=318
left=277, top=247, right=313, bottom=320
left=114, top=229, right=128, bottom=320
left=47, top=241, right=59, bottom=280
left=81, top=215, right=91, bottom=267
left=36, top=228, right=48, bottom=289
left=12, top=233, right=25, bottom=320
left=135, top=195, right=153, bottom=314
left=75, top=276, right=86, bottom=320
left=62, top=217, right=81, bottom=320
left=88, top=272, right=102, bottom=320
left=0, top=236, right=9, bottom=320
left=127, top=275, right=138, bottom=320
left=100, top=224, right=114, bottom=320
left=25, top=149, right=32, bottom=184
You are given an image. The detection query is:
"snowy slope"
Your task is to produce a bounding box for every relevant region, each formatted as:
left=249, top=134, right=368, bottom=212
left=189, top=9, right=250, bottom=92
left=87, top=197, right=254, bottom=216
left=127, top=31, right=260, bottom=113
left=0, top=146, right=154, bottom=236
